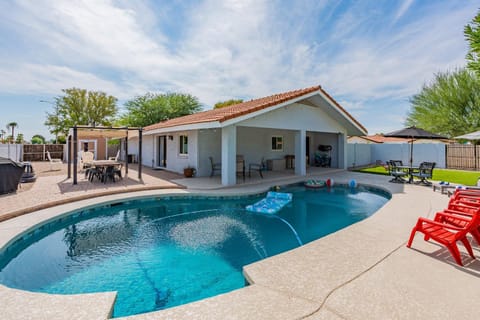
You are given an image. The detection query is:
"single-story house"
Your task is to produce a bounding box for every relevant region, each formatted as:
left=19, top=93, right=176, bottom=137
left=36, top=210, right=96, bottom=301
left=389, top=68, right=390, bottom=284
left=129, top=85, right=367, bottom=186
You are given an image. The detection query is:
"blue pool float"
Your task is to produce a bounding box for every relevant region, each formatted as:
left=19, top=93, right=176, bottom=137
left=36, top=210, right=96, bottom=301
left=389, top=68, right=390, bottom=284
left=245, top=191, right=293, bottom=214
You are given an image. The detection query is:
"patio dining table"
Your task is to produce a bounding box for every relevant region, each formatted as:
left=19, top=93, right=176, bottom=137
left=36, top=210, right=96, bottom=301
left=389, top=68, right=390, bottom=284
left=396, top=165, right=420, bottom=184
left=90, top=160, right=120, bottom=167
left=86, top=160, right=122, bottom=183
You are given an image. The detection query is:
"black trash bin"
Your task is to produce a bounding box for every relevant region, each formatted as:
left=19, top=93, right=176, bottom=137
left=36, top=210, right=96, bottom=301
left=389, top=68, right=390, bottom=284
left=0, top=157, right=25, bottom=194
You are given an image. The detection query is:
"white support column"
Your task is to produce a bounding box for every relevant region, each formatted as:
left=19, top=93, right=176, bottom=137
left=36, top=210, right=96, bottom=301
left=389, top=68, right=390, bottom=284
left=338, top=132, right=347, bottom=169
left=295, top=129, right=306, bottom=176
left=221, top=125, right=237, bottom=186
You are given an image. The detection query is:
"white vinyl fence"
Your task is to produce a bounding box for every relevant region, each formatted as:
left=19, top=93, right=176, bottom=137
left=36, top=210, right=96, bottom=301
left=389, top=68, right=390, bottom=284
left=348, top=143, right=446, bottom=168
left=0, top=144, right=23, bottom=162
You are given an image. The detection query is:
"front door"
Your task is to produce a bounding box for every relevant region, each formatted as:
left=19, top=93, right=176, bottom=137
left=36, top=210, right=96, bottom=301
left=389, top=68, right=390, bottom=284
left=158, top=136, right=167, bottom=167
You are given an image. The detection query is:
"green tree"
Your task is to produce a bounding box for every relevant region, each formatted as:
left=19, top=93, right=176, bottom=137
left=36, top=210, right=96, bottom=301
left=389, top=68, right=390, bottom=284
left=214, top=99, right=243, bottom=109
left=15, top=133, right=24, bottom=144
left=56, top=135, right=66, bottom=144
left=45, top=88, right=118, bottom=137
left=406, top=68, right=480, bottom=138
left=0, top=129, right=6, bottom=143
left=119, top=92, right=202, bottom=127
left=465, top=10, right=480, bottom=74
left=31, top=134, right=46, bottom=144
left=6, top=122, right=18, bottom=143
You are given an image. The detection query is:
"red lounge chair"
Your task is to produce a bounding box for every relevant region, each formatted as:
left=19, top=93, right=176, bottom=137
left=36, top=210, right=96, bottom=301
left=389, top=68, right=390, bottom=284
left=407, top=207, right=480, bottom=266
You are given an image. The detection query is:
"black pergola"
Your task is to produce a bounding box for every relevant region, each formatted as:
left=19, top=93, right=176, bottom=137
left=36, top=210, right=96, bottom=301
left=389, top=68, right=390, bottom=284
left=67, top=125, right=143, bottom=185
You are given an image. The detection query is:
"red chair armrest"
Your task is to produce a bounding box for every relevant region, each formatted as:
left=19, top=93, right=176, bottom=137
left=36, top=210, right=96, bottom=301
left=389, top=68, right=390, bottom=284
left=435, top=211, right=472, bottom=222
left=416, top=217, right=464, bottom=231
left=443, top=208, right=474, bottom=217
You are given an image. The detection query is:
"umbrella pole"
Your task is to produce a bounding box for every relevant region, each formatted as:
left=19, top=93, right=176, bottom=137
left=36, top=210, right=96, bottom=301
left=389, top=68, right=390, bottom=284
left=410, top=138, right=413, bottom=167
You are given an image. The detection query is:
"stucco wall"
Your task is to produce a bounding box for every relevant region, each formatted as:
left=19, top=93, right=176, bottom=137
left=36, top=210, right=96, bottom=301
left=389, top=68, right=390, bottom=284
left=136, top=131, right=199, bottom=174
left=240, top=103, right=345, bottom=133
left=198, top=129, right=221, bottom=177
left=347, top=143, right=447, bottom=168
left=237, top=126, right=295, bottom=164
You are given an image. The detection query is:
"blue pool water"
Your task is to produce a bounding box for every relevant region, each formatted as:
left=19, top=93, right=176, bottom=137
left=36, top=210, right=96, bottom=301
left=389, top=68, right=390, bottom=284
left=0, top=184, right=389, bottom=317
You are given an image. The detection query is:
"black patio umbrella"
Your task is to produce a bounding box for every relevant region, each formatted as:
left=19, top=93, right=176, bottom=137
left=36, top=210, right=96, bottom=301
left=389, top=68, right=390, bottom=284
left=384, top=126, right=447, bottom=166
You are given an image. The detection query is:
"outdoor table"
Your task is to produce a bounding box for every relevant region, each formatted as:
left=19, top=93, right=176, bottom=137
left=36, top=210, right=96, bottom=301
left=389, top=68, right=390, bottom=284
left=396, top=165, right=420, bottom=183
left=432, top=183, right=457, bottom=194
left=91, top=160, right=120, bottom=167
left=88, top=160, right=122, bottom=183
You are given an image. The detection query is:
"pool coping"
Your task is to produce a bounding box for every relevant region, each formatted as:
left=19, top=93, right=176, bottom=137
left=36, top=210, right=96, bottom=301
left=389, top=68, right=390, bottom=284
left=1, top=171, right=480, bottom=319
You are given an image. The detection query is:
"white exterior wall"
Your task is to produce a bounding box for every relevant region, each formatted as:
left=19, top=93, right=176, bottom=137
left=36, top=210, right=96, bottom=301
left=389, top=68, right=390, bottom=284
left=347, top=137, right=373, bottom=144
left=347, top=143, right=372, bottom=168
left=0, top=144, right=23, bottom=162
left=137, top=135, right=154, bottom=167
left=132, top=130, right=199, bottom=174
left=347, top=143, right=447, bottom=168
left=236, top=127, right=296, bottom=164
left=198, top=129, right=221, bottom=177
left=127, top=138, right=139, bottom=163
left=164, top=130, right=199, bottom=174
left=240, top=103, right=345, bottom=132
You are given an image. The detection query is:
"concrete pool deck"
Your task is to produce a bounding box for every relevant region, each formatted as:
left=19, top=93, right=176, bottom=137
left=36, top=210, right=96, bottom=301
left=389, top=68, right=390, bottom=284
left=1, top=167, right=479, bottom=319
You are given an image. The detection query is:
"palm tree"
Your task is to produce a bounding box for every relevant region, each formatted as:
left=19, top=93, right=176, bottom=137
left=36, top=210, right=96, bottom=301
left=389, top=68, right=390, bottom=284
left=6, top=122, right=18, bottom=143
left=0, top=129, right=5, bottom=143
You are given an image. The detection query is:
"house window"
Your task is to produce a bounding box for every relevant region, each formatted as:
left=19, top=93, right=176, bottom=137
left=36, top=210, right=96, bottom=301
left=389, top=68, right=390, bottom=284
left=179, top=135, right=188, bottom=155
left=271, top=136, right=283, bottom=151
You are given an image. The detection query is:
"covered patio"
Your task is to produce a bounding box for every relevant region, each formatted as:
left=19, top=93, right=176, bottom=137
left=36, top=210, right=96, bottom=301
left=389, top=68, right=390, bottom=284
left=66, top=125, right=143, bottom=185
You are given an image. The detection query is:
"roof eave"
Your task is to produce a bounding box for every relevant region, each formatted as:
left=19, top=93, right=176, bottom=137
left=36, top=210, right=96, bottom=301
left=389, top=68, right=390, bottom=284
left=144, top=121, right=222, bottom=135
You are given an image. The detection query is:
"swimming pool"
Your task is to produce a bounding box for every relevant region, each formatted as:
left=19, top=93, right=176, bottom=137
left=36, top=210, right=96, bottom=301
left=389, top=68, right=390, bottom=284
left=0, top=184, right=390, bottom=317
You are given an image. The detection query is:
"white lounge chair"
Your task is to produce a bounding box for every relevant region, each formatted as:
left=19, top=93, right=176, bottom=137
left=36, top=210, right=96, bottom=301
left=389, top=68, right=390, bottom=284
left=80, top=151, right=94, bottom=170
left=46, top=151, right=62, bottom=171
left=108, top=150, right=120, bottom=161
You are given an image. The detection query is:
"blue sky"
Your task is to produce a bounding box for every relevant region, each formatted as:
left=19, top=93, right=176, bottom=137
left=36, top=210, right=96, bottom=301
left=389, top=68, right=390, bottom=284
left=0, top=0, right=477, bottom=140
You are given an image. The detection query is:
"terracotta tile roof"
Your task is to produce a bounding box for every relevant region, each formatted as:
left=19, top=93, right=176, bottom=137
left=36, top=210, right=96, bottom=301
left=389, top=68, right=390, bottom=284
left=144, top=85, right=366, bottom=133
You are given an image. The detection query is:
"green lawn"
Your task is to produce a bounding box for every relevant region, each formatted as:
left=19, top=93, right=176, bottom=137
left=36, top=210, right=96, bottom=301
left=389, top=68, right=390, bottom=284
left=353, top=166, right=480, bottom=186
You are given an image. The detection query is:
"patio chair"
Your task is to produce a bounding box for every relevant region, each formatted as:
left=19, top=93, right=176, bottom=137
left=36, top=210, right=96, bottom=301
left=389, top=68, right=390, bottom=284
left=407, top=206, right=480, bottom=266
left=435, top=209, right=480, bottom=247
left=209, top=157, right=221, bottom=177
left=101, top=165, right=116, bottom=183
left=46, top=151, right=62, bottom=171
left=109, top=150, right=120, bottom=161
left=386, top=160, right=408, bottom=183
left=113, top=163, right=122, bottom=180
left=80, top=151, right=94, bottom=170
left=411, top=161, right=436, bottom=185
left=249, top=157, right=265, bottom=178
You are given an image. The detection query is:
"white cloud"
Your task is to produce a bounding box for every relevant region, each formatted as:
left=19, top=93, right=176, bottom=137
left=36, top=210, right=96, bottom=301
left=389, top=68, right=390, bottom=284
left=0, top=64, right=126, bottom=97
left=0, top=0, right=477, bottom=134
left=393, top=0, right=415, bottom=23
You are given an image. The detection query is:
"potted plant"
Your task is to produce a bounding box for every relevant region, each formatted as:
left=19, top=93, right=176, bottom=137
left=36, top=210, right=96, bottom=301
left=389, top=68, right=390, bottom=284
left=183, top=166, right=196, bottom=178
